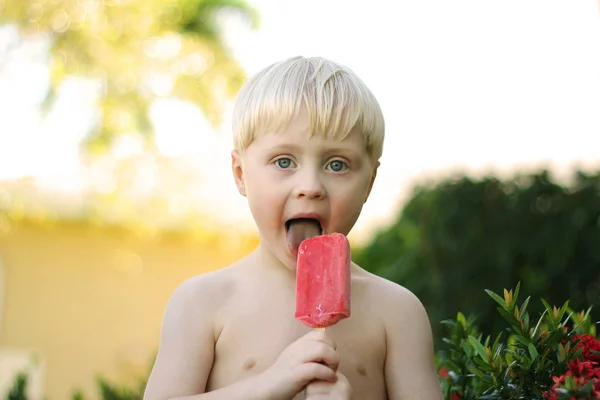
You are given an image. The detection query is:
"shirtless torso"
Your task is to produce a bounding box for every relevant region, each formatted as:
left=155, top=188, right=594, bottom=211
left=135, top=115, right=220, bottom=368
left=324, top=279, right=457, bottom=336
left=206, top=260, right=388, bottom=399
left=144, top=250, right=444, bottom=400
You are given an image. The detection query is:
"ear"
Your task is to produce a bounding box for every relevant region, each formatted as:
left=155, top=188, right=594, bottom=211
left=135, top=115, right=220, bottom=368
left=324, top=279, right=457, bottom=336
left=364, top=160, right=380, bottom=204
left=231, top=150, right=247, bottom=197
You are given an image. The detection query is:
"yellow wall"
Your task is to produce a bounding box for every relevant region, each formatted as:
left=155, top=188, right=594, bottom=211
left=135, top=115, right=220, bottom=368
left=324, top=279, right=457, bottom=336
left=0, top=220, right=257, bottom=400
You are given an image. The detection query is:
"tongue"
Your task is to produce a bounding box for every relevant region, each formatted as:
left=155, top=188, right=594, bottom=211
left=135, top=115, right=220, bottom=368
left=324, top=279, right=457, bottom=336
left=287, top=219, right=321, bottom=256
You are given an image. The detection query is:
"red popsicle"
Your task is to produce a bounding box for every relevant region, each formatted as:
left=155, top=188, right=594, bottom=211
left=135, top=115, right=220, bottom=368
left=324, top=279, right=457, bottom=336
left=295, top=233, right=351, bottom=328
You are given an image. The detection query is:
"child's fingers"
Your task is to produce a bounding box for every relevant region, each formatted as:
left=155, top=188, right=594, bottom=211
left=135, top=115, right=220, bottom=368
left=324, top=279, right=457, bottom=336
left=305, top=395, right=330, bottom=400
left=301, top=342, right=340, bottom=370
left=304, top=329, right=337, bottom=350
left=307, top=371, right=353, bottom=399
left=296, top=362, right=337, bottom=383
left=305, top=379, right=333, bottom=395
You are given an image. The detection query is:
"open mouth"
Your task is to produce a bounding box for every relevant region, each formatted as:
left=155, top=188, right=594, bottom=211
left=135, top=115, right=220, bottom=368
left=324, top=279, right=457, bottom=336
left=285, top=217, right=323, bottom=235
left=285, top=217, right=323, bottom=257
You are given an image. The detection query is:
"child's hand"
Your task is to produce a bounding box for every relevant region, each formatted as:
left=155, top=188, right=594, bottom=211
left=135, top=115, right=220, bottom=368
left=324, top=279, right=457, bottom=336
left=305, top=370, right=353, bottom=399
left=259, top=329, right=340, bottom=400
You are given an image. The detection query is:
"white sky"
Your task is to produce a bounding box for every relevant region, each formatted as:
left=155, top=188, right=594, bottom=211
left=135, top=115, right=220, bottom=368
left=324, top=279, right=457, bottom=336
left=0, top=0, right=599, bottom=240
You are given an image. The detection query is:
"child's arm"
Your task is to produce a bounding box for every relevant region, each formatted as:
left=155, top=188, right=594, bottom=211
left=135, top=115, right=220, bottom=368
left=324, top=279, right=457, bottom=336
left=143, top=277, right=269, bottom=400
left=144, top=277, right=340, bottom=400
left=382, top=286, right=444, bottom=400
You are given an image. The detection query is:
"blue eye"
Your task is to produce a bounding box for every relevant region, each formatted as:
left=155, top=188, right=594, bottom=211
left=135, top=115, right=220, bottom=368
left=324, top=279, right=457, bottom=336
left=275, top=158, right=295, bottom=169
left=327, top=160, right=348, bottom=172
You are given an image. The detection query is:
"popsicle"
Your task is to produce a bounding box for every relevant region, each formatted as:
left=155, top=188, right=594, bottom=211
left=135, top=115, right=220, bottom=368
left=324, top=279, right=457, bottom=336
left=295, top=233, right=351, bottom=329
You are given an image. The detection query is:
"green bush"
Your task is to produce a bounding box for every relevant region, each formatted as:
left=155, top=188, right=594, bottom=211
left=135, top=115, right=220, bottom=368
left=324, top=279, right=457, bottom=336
left=356, top=170, right=600, bottom=348
left=436, top=283, right=599, bottom=399
left=6, top=372, right=28, bottom=400
left=71, top=375, right=145, bottom=400
left=4, top=373, right=147, bottom=400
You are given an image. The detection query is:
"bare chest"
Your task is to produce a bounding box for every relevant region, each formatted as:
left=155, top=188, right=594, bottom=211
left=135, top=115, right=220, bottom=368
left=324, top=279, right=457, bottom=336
left=206, top=301, right=388, bottom=399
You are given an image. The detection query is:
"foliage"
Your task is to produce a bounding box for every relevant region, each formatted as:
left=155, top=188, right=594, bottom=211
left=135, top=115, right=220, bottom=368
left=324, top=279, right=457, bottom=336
left=0, top=0, right=259, bottom=153
left=6, top=372, right=28, bottom=400
left=437, top=283, right=600, bottom=399
left=69, top=353, right=154, bottom=400
left=72, top=375, right=146, bottom=400
left=5, top=372, right=147, bottom=400
left=4, top=353, right=153, bottom=400
left=355, top=169, right=600, bottom=348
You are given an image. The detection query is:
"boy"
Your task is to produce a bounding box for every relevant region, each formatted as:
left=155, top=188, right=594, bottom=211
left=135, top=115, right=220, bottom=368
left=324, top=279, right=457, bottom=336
left=143, top=56, right=443, bottom=399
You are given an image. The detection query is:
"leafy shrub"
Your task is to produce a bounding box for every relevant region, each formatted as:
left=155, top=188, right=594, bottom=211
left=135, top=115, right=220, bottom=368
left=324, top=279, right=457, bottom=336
left=6, top=372, right=28, bottom=400
left=437, top=283, right=599, bottom=399
left=356, top=170, right=600, bottom=348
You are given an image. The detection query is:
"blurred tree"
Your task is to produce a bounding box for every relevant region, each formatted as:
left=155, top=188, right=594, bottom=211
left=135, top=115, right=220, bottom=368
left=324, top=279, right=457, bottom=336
left=0, top=0, right=259, bottom=153
left=355, top=170, right=600, bottom=348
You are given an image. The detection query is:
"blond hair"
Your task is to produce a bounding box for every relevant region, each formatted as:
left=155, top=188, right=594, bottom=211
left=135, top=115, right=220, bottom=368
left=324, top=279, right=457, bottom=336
left=232, top=56, right=385, bottom=161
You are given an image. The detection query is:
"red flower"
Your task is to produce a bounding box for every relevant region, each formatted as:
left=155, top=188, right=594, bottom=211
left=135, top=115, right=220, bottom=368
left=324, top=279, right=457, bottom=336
left=573, top=334, right=600, bottom=364
left=568, top=360, right=600, bottom=379
left=439, top=367, right=450, bottom=379
left=543, top=335, right=600, bottom=399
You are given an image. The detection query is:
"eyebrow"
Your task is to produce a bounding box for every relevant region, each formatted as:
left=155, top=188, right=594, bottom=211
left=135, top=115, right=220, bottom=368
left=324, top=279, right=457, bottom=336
left=266, top=143, right=362, bottom=159
left=322, top=147, right=362, bottom=158
left=267, top=144, right=302, bottom=153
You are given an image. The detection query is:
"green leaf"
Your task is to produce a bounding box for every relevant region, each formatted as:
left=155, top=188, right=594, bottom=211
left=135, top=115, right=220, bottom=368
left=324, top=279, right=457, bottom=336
left=528, top=342, right=539, bottom=360
left=485, top=289, right=507, bottom=309
left=457, top=312, right=467, bottom=327
left=512, top=334, right=530, bottom=347
left=496, top=307, right=520, bottom=330
left=520, top=296, right=531, bottom=317
left=461, top=340, right=473, bottom=356
left=479, top=393, right=502, bottom=399
left=557, top=300, right=570, bottom=321
left=531, top=309, right=548, bottom=339
left=558, top=343, right=567, bottom=362
left=541, top=298, right=557, bottom=325
left=580, top=378, right=594, bottom=393
left=561, top=311, right=574, bottom=329
left=473, top=356, right=492, bottom=370
left=492, top=343, right=503, bottom=361
left=468, top=335, right=490, bottom=363
left=466, top=362, right=486, bottom=377
left=492, top=331, right=503, bottom=349
left=541, top=298, right=553, bottom=313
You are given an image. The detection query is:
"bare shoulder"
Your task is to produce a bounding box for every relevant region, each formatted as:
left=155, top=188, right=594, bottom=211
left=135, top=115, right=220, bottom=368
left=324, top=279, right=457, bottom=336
left=144, top=263, right=242, bottom=400
left=168, top=265, right=238, bottom=314
left=353, top=265, right=428, bottom=324
left=353, top=266, right=432, bottom=345
left=161, top=261, right=249, bottom=347
left=352, top=265, right=443, bottom=399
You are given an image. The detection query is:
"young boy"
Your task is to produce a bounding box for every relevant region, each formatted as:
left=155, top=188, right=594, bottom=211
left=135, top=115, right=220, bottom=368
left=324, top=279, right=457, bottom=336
left=143, top=56, right=443, bottom=400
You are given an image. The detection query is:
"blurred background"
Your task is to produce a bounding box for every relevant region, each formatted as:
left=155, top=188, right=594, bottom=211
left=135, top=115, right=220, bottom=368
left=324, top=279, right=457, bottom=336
left=0, top=0, right=599, bottom=398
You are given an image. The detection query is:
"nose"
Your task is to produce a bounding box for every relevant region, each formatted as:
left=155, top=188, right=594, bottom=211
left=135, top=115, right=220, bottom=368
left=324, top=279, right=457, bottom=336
left=293, top=170, right=326, bottom=200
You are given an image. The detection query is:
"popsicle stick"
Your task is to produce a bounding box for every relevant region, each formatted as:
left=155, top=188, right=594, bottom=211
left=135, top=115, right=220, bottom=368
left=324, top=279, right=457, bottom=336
left=314, top=327, right=326, bottom=366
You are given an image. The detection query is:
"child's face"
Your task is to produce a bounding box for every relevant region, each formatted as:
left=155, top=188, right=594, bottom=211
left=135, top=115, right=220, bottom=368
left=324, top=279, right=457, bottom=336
left=231, top=108, right=379, bottom=270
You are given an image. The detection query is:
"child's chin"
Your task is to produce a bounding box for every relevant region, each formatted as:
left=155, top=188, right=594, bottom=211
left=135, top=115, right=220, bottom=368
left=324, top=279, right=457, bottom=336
left=284, top=264, right=298, bottom=272
left=281, top=250, right=299, bottom=270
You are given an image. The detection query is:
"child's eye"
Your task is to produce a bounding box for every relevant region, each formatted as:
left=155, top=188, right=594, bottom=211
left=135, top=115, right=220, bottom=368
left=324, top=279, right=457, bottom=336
left=327, top=160, right=348, bottom=172
left=275, top=158, right=296, bottom=169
